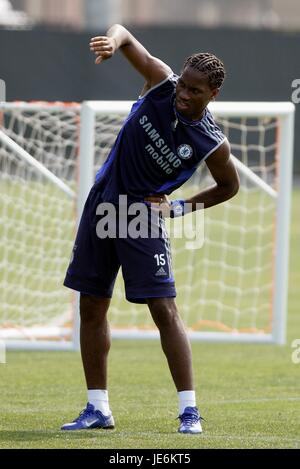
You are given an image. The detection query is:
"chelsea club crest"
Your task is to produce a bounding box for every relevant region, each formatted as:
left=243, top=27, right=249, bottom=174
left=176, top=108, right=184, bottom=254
left=177, top=144, right=193, bottom=160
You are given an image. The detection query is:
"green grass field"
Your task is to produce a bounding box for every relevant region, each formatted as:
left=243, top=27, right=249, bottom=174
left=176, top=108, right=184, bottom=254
left=0, top=189, right=299, bottom=449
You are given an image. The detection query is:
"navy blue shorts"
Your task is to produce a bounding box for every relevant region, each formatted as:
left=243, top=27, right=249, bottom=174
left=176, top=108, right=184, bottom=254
left=64, top=186, right=176, bottom=304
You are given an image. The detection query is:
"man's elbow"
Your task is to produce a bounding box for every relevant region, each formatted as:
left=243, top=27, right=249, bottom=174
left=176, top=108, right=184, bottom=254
left=229, top=175, right=240, bottom=198
left=232, top=177, right=240, bottom=196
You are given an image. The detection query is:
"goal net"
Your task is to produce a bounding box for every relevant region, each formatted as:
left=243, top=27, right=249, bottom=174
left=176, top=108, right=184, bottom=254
left=0, top=101, right=294, bottom=349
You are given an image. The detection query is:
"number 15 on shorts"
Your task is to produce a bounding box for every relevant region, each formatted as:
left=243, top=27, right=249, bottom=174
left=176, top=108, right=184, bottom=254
left=154, top=254, right=166, bottom=266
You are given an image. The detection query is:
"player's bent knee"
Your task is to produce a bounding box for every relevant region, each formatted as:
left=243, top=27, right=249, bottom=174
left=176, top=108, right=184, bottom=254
left=148, top=299, right=180, bottom=329
left=80, top=294, right=110, bottom=324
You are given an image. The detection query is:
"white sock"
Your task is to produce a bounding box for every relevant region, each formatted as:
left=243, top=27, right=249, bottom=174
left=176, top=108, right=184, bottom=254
left=178, top=390, right=196, bottom=415
left=88, top=389, right=110, bottom=415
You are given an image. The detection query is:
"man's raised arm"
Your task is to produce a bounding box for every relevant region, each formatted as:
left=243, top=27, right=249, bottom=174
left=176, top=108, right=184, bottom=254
left=90, top=24, right=172, bottom=91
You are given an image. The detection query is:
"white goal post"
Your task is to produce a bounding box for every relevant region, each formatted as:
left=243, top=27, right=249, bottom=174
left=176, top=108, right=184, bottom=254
left=0, top=101, right=295, bottom=349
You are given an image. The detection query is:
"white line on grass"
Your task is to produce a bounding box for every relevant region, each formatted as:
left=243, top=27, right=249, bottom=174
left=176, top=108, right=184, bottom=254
left=110, top=397, right=300, bottom=409
left=203, top=397, right=300, bottom=404
left=115, top=431, right=299, bottom=445
left=199, top=435, right=300, bottom=445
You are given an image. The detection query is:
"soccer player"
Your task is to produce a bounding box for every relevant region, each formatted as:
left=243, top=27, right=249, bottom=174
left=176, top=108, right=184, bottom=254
left=61, top=24, right=239, bottom=434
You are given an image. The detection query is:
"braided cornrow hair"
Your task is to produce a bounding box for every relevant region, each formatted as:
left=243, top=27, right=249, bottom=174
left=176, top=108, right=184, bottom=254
left=183, top=53, right=226, bottom=89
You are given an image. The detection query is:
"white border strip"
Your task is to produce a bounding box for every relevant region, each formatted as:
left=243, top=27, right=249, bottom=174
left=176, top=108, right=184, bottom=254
left=209, top=101, right=295, bottom=117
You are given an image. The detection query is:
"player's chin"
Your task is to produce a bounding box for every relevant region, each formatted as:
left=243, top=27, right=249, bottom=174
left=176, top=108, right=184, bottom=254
left=175, top=100, right=192, bottom=117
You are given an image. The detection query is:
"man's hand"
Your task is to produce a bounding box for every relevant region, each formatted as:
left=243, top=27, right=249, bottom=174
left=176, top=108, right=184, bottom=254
left=90, top=36, right=117, bottom=65
left=89, top=24, right=171, bottom=88
left=144, top=194, right=170, bottom=205
left=145, top=194, right=171, bottom=217
left=144, top=195, right=186, bottom=218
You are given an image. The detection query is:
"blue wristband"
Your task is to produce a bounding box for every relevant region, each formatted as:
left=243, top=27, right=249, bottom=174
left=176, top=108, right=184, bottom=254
left=170, top=199, right=185, bottom=218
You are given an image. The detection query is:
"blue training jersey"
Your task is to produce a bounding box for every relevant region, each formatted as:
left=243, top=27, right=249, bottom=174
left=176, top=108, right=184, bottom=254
left=95, top=73, right=226, bottom=203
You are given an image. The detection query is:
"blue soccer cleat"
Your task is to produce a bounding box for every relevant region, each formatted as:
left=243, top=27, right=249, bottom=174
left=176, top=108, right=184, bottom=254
left=61, top=403, right=115, bottom=431
left=178, top=406, right=203, bottom=434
